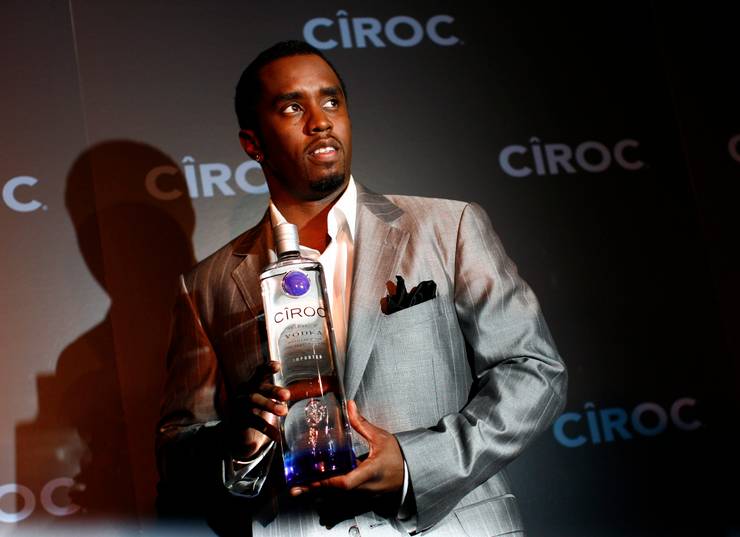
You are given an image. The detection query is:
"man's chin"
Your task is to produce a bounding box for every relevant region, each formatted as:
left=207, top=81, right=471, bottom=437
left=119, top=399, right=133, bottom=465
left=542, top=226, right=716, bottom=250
left=309, top=173, right=347, bottom=196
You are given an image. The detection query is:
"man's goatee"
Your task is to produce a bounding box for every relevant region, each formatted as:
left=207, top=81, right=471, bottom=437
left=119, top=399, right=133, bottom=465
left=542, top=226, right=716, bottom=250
left=310, top=174, right=345, bottom=194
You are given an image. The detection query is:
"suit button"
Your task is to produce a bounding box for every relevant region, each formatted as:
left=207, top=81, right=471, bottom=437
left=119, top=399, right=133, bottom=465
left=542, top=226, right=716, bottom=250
left=348, top=524, right=361, bottom=537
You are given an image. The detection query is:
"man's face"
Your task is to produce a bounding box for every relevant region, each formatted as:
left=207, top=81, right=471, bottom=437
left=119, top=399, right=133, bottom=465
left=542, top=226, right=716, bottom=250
left=244, top=54, right=352, bottom=202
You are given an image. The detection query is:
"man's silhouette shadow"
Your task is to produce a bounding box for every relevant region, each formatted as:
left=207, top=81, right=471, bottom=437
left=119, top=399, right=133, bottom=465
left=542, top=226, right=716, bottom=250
left=15, top=141, right=196, bottom=529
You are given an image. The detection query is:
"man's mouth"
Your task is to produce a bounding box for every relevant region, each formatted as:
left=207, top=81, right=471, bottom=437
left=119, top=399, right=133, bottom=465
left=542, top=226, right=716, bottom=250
left=311, top=146, right=336, bottom=156
left=307, top=140, right=340, bottom=162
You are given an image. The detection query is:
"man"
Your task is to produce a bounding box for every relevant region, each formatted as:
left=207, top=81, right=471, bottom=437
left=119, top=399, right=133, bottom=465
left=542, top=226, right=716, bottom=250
left=157, top=40, right=567, bottom=537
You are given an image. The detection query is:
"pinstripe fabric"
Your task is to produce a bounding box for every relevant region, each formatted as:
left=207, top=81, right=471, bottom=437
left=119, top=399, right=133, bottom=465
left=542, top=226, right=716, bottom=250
left=157, top=183, right=567, bottom=537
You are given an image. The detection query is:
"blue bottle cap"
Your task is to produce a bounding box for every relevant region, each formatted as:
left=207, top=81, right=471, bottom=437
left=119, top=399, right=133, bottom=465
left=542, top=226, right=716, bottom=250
left=282, top=271, right=310, bottom=297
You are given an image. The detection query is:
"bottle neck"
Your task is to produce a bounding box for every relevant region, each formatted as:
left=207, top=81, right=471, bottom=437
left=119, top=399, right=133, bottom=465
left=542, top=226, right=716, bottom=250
left=278, top=250, right=301, bottom=260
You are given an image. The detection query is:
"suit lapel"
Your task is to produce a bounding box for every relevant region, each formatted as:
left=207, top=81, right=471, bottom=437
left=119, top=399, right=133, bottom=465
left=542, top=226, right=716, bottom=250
left=231, top=212, right=275, bottom=317
left=344, top=185, right=408, bottom=400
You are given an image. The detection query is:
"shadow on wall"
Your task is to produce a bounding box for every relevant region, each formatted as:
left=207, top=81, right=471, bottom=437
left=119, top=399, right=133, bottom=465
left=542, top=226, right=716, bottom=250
left=14, top=141, right=196, bottom=528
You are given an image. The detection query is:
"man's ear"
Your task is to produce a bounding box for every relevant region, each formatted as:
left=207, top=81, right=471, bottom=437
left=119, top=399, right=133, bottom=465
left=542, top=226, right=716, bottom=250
left=238, top=129, right=262, bottom=160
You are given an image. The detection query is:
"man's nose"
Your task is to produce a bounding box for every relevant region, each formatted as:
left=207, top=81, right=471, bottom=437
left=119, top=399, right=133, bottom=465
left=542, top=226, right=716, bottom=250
left=306, top=106, right=332, bottom=134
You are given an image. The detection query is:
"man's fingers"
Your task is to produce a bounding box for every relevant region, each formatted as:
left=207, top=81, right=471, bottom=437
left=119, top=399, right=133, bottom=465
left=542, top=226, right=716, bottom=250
left=261, top=360, right=281, bottom=374
left=245, top=413, right=282, bottom=443
left=339, top=461, right=380, bottom=490
left=267, top=360, right=282, bottom=376
left=289, top=486, right=309, bottom=497
left=256, top=408, right=280, bottom=427
left=257, top=381, right=290, bottom=402
left=232, top=412, right=281, bottom=459
left=250, top=392, right=288, bottom=416
left=346, top=400, right=376, bottom=442
left=310, top=459, right=379, bottom=491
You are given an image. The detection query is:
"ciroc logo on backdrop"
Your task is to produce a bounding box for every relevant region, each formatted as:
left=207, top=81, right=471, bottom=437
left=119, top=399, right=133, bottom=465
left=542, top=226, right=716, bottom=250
left=553, top=397, right=700, bottom=448
left=729, top=134, right=740, bottom=163
left=2, top=176, right=46, bottom=212
left=146, top=156, right=268, bottom=200
left=499, top=137, right=645, bottom=177
left=0, top=478, right=78, bottom=523
left=304, top=10, right=459, bottom=49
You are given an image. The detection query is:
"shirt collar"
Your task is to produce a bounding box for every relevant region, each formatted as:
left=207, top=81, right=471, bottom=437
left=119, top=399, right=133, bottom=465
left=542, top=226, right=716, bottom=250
left=269, top=175, right=357, bottom=245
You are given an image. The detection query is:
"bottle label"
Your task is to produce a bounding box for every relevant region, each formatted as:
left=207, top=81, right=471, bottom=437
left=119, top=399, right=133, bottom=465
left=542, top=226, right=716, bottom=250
left=278, top=319, right=332, bottom=386
left=272, top=305, right=327, bottom=324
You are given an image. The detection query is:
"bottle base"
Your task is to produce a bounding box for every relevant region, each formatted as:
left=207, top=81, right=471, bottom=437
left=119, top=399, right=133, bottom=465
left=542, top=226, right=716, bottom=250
left=283, top=446, right=357, bottom=488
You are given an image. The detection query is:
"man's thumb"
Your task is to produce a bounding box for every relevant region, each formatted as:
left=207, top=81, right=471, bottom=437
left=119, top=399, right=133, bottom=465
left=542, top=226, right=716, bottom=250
left=347, top=400, right=374, bottom=440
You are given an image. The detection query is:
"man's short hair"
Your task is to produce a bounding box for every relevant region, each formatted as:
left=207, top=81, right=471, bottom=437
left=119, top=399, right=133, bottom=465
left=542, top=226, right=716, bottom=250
left=234, top=40, right=348, bottom=132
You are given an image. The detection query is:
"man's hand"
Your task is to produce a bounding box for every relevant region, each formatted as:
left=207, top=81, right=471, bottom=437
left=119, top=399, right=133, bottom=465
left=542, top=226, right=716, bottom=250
left=290, top=400, right=405, bottom=498
left=231, top=360, right=289, bottom=460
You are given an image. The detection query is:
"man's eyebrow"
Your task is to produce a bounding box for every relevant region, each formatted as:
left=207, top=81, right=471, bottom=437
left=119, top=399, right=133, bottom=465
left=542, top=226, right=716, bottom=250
left=273, top=91, right=303, bottom=106
left=320, top=86, right=342, bottom=97
left=272, top=86, right=343, bottom=107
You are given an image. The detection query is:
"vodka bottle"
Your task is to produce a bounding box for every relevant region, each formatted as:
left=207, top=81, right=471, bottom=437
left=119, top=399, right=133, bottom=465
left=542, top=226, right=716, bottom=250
left=259, top=223, right=356, bottom=487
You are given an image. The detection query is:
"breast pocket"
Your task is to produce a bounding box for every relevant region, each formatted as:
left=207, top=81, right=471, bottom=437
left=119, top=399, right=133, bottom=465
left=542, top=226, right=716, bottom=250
left=366, top=296, right=456, bottom=425
left=382, top=296, right=442, bottom=326
left=377, top=296, right=450, bottom=347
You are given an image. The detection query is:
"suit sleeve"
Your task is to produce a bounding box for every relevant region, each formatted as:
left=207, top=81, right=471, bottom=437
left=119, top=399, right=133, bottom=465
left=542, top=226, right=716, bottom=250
left=394, top=202, right=568, bottom=531
left=156, top=274, right=271, bottom=517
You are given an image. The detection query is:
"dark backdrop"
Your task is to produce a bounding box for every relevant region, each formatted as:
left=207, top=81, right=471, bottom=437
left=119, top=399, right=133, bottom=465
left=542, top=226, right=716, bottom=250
left=1, top=2, right=737, bottom=535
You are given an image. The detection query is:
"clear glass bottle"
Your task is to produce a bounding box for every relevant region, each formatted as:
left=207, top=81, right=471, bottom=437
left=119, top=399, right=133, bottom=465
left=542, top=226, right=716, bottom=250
left=259, top=223, right=356, bottom=487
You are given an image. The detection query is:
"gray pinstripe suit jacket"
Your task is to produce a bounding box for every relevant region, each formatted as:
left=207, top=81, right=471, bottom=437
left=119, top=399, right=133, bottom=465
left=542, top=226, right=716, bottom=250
left=157, top=183, right=567, bottom=537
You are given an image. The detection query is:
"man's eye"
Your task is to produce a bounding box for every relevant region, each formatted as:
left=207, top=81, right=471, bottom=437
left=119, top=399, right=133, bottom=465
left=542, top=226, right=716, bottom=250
left=282, top=103, right=302, bottom=114
left=323, top=98, right=339, bottom=109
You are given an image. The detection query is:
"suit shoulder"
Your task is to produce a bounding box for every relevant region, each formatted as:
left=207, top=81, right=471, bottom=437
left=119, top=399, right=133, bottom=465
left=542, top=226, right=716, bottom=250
left=384, top=194, right=476, bottom=234
left=181, top=228, right=252, bottom=290
left=385, top=193, right=469, bottom=215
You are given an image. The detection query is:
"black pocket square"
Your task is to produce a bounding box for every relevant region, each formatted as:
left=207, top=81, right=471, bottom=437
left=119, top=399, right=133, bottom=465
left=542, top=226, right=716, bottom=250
left=381, top=275, right=437, bottom=315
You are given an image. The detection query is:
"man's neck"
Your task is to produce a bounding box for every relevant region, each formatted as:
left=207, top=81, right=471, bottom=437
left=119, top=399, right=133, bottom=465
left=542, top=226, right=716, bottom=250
left=280, top=201, right=331, bottom=252
left=270, top=184, right=347, bottom=252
